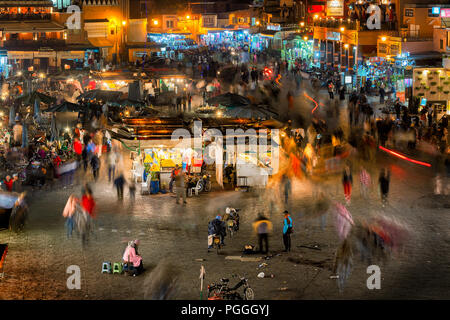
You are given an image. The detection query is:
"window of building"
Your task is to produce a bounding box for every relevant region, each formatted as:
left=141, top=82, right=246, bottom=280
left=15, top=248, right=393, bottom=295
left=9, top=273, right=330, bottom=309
left=440, top=39, right=444, bottom=50
left=404, top=8, right=414, bottom=17
left=428, top=8, right=440, bottom=17
left=447, top=31, right=450, bottom=48
left=166, top=20, right=174, bottom=28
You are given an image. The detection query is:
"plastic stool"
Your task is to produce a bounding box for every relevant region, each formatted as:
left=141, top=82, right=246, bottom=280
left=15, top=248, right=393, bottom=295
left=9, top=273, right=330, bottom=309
left=102, top=262, right=111, bottom=274
left=113, top=262, right=123, bottom=274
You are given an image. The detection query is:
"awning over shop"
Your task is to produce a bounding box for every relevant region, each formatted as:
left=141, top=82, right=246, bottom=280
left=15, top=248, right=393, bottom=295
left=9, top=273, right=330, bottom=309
left=88, top=38, right=114, bottom=48
left=0, top=0, right=53, bottom=7
left=407, top=51, right=443, bottom=60
left=259, top=30, right=278, bottom=38
left=0, top=21, right=64, bottom=32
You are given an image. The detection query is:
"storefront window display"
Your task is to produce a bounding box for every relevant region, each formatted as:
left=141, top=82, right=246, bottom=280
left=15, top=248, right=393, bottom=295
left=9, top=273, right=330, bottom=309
left=142, top=147, right=203, bottom=191
left=250, top=34, right=272, bottom=52
left=281, top=38, right=314, bottom=70
left=159, top=77, right=187, bottom=94
left=201, top=30, right=249, bottom=47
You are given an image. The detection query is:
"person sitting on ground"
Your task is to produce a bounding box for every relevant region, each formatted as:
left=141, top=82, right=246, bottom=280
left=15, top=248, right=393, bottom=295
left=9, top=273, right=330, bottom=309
left=123, top=239, right=143, bottom=276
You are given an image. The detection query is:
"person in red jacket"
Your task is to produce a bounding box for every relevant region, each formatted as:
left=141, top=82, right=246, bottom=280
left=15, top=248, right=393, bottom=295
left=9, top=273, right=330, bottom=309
left=3, top=175, right=14, bottom=192
left=81, top=186, right=96, bottom=218
left=73, top=138, right=82, bottom=155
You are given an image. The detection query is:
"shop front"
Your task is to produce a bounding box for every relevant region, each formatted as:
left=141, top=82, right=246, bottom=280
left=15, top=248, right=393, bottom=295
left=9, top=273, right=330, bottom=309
left=313, top=26, right=358, bottom=73
left=250, top=31, right=277, bottom=52
left=200, top=29, right=250, bottom=48
left=281, top=34, right=314, bottom=70
left=413, top=67, right=450, bottom=120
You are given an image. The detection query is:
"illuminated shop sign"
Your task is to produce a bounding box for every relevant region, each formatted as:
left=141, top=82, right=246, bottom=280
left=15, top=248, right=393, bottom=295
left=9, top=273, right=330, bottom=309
left=326, top=0, right=344, bottom=16
left=326, top=31, right=340, bottom=41
left=441, top=9, right=450, bottom=17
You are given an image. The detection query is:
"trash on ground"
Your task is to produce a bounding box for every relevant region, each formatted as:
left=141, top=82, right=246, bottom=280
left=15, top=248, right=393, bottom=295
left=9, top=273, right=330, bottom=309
left=258, top=263, right=268, bottom=269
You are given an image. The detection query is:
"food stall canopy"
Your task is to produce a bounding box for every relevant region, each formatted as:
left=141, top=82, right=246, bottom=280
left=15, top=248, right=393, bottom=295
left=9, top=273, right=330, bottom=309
left=88, top=38, right=114, bottom=48
left=207, top=92, right=250, bottom=107
left=45, top=101, right=84, bottom=113
left=109, top=99, right=145, bottom=107
left=77, top=89, right=124, bottom=102
left=223, top=104, right=278, bottom=119
left=17, top=91, right=56, bottom=105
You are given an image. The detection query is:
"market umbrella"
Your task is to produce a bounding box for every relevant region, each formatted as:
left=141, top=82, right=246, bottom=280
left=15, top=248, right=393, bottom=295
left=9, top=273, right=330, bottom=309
left=207, top=92, right=250, bottom=107
left=45, top=101, right=84, bottom=113
left=21, top=123, right=28, bottom=148
left=223, top=104, right=278, bottom=120
left=33, top=99, right=41, bottom=124
left=9, top=105, right=15, bottom=127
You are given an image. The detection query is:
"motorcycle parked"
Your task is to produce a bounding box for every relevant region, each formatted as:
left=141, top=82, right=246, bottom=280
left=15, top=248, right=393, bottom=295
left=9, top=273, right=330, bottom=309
left=199, top=174, right=211, bottom=193
left=207, top=274, right=254, bottom=300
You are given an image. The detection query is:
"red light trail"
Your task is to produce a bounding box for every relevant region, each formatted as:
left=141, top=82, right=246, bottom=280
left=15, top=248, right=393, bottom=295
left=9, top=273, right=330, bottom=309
left=379, top=146, right=432, bottom=167
left=304, top=92, right=319, bottom=113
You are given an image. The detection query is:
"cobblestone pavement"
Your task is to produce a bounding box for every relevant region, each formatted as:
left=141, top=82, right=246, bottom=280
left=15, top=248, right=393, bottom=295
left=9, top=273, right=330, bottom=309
left=0, top=144, right=448, bottom=300
left=0, top=82, right=449, bottom=300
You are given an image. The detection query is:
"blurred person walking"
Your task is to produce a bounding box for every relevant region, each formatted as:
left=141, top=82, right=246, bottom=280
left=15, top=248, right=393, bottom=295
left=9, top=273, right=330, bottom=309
left=359, top=167, right=371, bottom=199
left=80, top=185, right=96, bottom=245
left=175, top=169, right=186, bottom=205
left=281, top=173, right=292, bottom=205
left=107, top=150, right=118, bottom=182
left=253, top=214, right=273, bottom=254
left=342, top=165, right=353, bottom=204
left=63, top=194, right=78, bottom=239
left=282, top=210, right=293, bottom=252
left=90, top=153, right=100, bottom=181
left=114, top=172, right=126, bottom=200
left=379, top=168, right=390, bottom=207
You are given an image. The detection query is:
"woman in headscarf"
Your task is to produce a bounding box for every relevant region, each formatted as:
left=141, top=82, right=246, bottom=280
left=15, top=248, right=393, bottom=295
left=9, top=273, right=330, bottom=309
left=123, top=239, right=143, bottom=276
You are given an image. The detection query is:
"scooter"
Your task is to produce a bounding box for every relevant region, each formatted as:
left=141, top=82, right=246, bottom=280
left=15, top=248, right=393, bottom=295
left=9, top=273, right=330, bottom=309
left=225, top=208, right=240, bottom=237
left=207, top=274, right=254, bottom=300
left=199, top=174, right=211, bottom=192
left=212, top=235, right=222, bottom=255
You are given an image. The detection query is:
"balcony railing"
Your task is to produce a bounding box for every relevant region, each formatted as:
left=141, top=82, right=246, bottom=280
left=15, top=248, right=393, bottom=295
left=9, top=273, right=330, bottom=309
left=3, top=39, right=66, bottom=48
left=0, top=13, right=52, bottom=21
left=313, top=19, right=397, bottom=32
